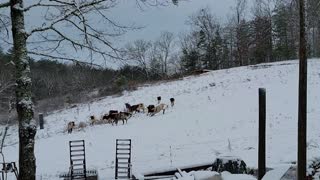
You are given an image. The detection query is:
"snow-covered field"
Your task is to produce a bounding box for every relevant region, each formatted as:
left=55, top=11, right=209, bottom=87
left=2, top=59, right=320, bottom=179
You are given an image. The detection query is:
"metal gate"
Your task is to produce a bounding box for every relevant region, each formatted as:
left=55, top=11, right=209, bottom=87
left=69, top=140, right=87, bottom=179
left=115, top=139, right=132, bottom=179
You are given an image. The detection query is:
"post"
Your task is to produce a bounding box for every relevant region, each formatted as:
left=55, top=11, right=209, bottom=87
left=258, top=88, right=266, bottom=180
left=39, top=113, right=44, bottom=130
left=297, top=0, right=307, bottom=179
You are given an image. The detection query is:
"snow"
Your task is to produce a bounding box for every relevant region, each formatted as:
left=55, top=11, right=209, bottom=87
left=262, top=165, right=291, bottom=180
left=174, top=170, right=220, bottom=180
left=12, top=3, right=24, bottom=11
left=17, top=98, right=34, bottom=111
left=221, top=171, right=256, bottom=180
left=175, top=171, right=255, bottom=180
left=193, top=171, right=220, bottom=179
left=2, top=59, right=320, bottom=179
left=215, top=156, right=243, bottom=164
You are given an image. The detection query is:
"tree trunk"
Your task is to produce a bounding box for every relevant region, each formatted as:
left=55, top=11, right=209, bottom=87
left=297, top=0, right=307, bottom=179
left=10, top=0, right=37, bottom=180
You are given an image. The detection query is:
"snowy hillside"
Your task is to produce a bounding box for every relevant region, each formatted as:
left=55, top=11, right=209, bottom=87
left=2, top=59, right=320, bottom=179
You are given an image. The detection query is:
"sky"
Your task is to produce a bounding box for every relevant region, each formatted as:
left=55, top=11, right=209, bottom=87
left=0, top=0, right=248, bottom=68
left=110, top=0, right=238, bottom=44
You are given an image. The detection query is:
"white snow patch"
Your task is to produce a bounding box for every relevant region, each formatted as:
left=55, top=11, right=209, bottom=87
left=262, top=165, right=291, bottom=180
left=221, top=171, right=256, bottom=180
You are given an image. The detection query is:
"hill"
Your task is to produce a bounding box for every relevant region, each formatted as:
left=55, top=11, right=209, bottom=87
left=2, top=59, right=320, bottom=179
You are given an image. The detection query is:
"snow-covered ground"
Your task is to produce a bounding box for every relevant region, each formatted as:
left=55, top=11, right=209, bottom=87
left=2, top=59, right=320, bottom=179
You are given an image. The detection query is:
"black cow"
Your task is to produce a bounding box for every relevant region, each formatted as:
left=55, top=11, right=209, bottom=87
left=170, top=98, right=175, bottom=107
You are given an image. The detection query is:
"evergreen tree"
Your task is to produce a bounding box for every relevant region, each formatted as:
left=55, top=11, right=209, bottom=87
left=180, top=49, right=201, bottom=73
left=272, top=1, right=297, bottom=60
left=251, top=0, right=273, bottom=64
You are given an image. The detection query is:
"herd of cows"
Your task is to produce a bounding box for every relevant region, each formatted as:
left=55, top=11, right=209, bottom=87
left=66, top=97, right=175, bottom=133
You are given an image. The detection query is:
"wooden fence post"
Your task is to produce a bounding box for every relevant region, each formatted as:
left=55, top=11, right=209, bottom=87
left=258, top=88, right=266, bottom=180
left=39, top=113, right=44, bottom=129
left=297, top=0, right=308, bottom=179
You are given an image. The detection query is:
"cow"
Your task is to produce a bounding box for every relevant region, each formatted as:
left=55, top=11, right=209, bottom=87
left=103, top=111, right=119, bottom=124
left=125, top=103, right=145, bottom=113
left=109, top=110, right=118, bottom=114
left=150, top=104, right=168, bottom=116
left=101, top=114, right=110, bottom=123
left=107, top=110, right=119, bottom=123
left=113, top=112, right=132, bottom=125
left=90, top=115, right=98, bottom=125
left=67, top=121, right=75, bottom=134
left=147, top=105, right=155, bottom=116
left=157, top=96, right=161, bottom=104
left=170, top=98, right=175, bottom=107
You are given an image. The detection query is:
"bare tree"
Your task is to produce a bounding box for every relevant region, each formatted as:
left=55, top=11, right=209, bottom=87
left=168, top=52, right=181, bottom=75
left=186, top=7, right=224, bottom=70
left=0, top=66, right=15, bottom=114
left=123, top=39, right=152, bottom=79
left=252, top=0, right=273, bottom=63
left=234, top=0, right=247, bottom=66
left=154, top=31, right=175, bottom=76
left=0, top=0, right=179, bottom=179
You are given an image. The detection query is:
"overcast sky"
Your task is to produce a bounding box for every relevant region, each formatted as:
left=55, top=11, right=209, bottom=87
left=1, top=0, right=251, bottom=68
left=103, top=0, right=248, bottom=67
left=110, top=0, right=238, bottom=44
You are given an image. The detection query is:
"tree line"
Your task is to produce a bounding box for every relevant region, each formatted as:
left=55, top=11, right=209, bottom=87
left=123, top=0, right=320, bottom=75
left=0, top=48, right=164, bottom=114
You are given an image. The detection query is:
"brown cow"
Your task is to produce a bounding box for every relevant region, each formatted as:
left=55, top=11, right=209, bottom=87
left=103, top=111, right=118, bottom=124
left=67, top=121, right=75, bottom=134
left=150, top=104, right=168, bottom=116
left=113, top=112, right=132, bottom=125
left=125, top=103, right=145, bottom=113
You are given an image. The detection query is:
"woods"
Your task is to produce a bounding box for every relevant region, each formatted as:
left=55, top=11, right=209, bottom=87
left=179, top=0, right=318, bottom=73
left=124, top=0, right=319, bottom=76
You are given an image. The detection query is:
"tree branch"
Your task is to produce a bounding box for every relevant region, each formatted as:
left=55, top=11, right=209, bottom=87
left=27, top=0, right=109, bottom=36
left=0, top=1, right=10, bottom=9
left=0, top=14, right=10, bottom=37
left=23, top=1, right=68, bottom=12
left=27, top=51, right=102, bottom=68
